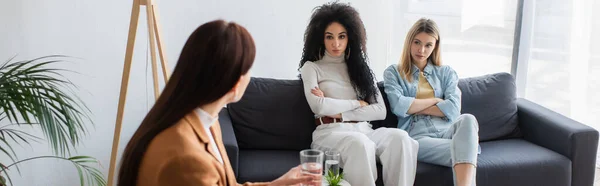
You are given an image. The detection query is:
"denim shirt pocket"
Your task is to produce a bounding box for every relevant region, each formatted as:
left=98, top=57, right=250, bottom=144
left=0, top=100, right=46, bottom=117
left=433, top=87, right=443, bottom=98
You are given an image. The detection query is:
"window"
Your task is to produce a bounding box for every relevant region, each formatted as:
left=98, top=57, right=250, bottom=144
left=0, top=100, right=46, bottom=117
left=522, top=0, right=600, bottom=130
left=387, top=0, right=519, bottom=78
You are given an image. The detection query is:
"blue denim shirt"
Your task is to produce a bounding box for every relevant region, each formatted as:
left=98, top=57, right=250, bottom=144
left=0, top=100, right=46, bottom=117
left=383, top=63, right=461, bottom=131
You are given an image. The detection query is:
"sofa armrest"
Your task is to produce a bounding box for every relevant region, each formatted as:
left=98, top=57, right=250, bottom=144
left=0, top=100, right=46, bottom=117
left=219, top=107, right=239, bottom=177
left=517, top=98, right=598, bottom=186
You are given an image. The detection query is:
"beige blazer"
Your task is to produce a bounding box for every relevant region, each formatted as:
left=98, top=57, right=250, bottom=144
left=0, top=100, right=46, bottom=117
left=137, top=112, right=269, bottom=186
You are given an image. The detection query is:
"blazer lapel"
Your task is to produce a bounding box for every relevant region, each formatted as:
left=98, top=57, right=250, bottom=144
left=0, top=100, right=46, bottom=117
left=184, top=112, right=222, bottom=164
left=211, top=122, right=238, bottom=185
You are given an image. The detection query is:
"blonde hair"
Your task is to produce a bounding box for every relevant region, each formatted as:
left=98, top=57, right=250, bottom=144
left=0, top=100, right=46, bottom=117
left=398, top=18, right=442, bottom=82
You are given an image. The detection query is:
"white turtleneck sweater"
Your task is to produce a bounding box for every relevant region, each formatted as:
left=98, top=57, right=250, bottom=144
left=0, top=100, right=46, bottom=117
left=300, top=52, right=386, bottom=121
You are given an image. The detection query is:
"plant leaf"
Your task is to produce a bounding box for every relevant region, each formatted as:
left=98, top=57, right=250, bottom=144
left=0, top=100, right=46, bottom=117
left=1, top=155, right=106, bottom=186
left=0, top=56, right=93, bottom=156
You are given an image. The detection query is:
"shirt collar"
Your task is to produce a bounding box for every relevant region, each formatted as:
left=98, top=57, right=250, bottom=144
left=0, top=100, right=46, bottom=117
left=195, top=108, right=218, bottom=129
left=411, top=60, right=434, bottom=75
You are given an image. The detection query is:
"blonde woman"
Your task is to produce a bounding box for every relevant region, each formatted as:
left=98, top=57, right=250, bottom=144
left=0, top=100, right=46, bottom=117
left=383, top=18, right=479, bottom=186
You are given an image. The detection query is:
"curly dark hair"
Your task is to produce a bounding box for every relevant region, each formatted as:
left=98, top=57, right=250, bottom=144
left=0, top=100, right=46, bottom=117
left=299, top=1, right=378, bottom=102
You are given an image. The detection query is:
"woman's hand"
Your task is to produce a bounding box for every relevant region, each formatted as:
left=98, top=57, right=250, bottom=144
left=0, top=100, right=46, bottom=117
left=312, top=87, right=369, bottom=108
left=358, top=100, right=369, bottom=107
left=311, top=87, right=324, bottom=97
left=269, top=165, right=321, bottom=186
left=312, top=87, right=350, bottom=120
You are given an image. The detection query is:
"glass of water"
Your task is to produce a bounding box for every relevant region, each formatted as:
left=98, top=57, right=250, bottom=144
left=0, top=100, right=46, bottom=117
left=325, top=150, right=340, bottom=176
left=300, top=149, right=324, bottom=186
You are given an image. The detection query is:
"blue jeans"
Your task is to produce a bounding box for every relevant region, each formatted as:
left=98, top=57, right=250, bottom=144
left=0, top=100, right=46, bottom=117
left=408, top=114, right=479, bottom=185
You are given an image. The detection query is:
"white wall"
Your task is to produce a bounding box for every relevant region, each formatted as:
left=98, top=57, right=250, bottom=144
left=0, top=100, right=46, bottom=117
left=0, top=0, right=398, bottom=185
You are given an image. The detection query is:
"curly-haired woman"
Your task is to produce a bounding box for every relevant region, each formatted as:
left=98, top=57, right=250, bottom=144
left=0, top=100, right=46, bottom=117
left=299, top=2, right=418, bottom=186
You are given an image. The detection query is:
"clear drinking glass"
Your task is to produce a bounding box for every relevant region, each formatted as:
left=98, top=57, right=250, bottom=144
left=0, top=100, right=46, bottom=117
left=324, top=150, right=340, bottom=176
left=300, top=149, right=324, bottom=186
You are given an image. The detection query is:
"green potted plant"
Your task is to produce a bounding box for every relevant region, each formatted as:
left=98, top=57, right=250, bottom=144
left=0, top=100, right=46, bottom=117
left=324, top=169, right=344, bottom=186
left=0, top=56, right=105, bottom=186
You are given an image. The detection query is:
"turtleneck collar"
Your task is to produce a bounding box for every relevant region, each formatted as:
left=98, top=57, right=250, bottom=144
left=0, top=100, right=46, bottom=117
left=321, top=51, right=345, bottom=63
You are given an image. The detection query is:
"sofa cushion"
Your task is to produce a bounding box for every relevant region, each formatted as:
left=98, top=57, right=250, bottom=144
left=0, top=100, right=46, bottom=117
left=414, top=162, right=454, bottom=186
left=237, top=150, right=300, bottom=183
left=458, top=72, right=521, bottom=141
left=228, top=78, right=315, bottom=150
left=412, top=139, right=571, bottom=186
left=238, top=140, right=571, bottom=186
left=475, top=139, right=571, bottom=186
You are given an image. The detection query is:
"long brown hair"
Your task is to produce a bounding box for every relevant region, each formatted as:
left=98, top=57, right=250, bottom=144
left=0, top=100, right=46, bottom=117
left=398, top=18, right=441, bottom=82
left=117, top=20, right=256, bottom=186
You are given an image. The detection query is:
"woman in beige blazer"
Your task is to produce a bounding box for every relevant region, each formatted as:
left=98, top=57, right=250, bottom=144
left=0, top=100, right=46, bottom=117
left=117, top=20, right=320, bottom=186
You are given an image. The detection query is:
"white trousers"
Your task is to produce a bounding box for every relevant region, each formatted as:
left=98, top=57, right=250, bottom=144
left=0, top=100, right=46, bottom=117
left=311, top=122, right=418, bottom=186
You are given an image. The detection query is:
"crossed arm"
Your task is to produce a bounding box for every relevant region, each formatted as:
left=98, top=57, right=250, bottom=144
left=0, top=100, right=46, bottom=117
left=310, top=86, right=386, bottom=121
left=383, top=66, right=461, bottom=120
left=408, top=98, right=446, bottom=117
left=300, top=62, right=386, bottom=121
left=310, top=87, right=368, bottom=119
left=312, top=86, right=446, bottom=118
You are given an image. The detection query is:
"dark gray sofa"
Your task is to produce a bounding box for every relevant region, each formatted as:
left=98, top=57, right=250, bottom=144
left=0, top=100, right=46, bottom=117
left=219, top=72, right=598, bottom=186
